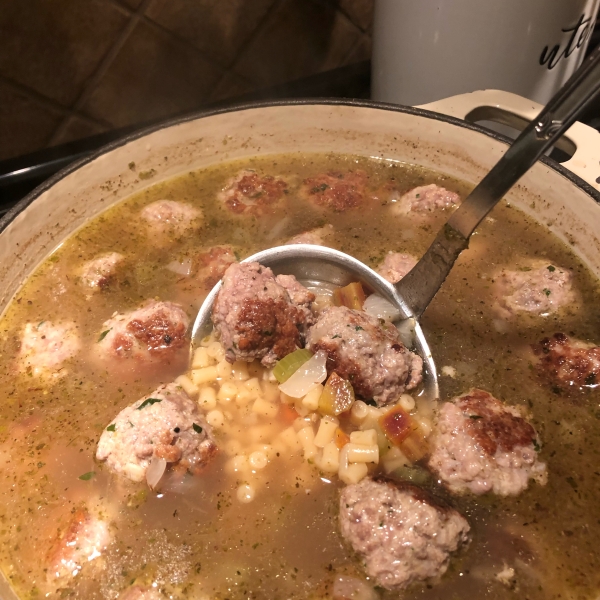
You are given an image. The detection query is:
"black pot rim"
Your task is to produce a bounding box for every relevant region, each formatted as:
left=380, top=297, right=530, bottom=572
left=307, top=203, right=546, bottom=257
left=2, top=97, right=599, bottom=235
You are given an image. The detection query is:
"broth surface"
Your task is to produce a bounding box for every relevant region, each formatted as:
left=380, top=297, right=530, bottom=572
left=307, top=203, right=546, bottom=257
left=0, top=153, right=599, bottom=599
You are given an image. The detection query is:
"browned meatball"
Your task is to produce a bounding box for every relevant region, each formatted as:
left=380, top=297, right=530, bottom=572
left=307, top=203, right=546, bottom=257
left=95, top=300, right=189, bottom=364
left=47, top=507, right=110, bottom=583
left=391, top=183, right=461, bottom=215
left=377, top=251, right=418, bottom=283
left=193, top=244, right=237, bottom=288
left=302, top=170, right=368, bottom=212
left=306, top=306, right=422, bottom=406
left=428, top=389, right=547, bottom=496
left=212, top=262, right=315, bottom=367
left=533, top=332, right=600, bottom=391
left=218, top=170, right=288, bottom=216
left=339, top=477, right=470, bottom=590
left=97, top=383, right=216, bottom=483
left=79, top=252, right=124, bottom=291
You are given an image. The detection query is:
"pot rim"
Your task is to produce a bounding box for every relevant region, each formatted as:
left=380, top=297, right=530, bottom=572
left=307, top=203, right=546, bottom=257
left=3, top=98, right=599, bottom=236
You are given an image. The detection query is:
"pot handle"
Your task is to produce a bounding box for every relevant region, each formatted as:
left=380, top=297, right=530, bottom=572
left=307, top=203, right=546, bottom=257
left=419, top=89, right=600, bottom=192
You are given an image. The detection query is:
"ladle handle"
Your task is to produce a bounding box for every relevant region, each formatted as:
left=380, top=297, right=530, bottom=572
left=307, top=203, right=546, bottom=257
left=396, top=43, right=600, bottom=319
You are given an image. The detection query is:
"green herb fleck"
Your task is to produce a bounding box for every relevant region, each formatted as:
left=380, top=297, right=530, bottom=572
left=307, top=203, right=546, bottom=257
left=98, top=328, right=111, bottom=342
left=543, top=288, right=551, bottom=296
left=547, top=265, right=556, bottom=272
left=137, top=397, right=162, bottom=410
left=138, top=169, right=156, bottom=180
left=128, top=161, right=136, bottom=171
left=332, top=334, right=341, bottom=339
left=106, top=424, right=116, bottom=432
left=37, top=320, right=45, bottom=328
left=192, top=423, right=203, bottom=434
left=355, top=326, right=364, bottom=331
left=469, top=415, right=483, bottom=420
left=78, top=471, right=95, bottom=481
left=415, top=193, right=420, bottom=198
left=533, top=439, right=541, bottom=452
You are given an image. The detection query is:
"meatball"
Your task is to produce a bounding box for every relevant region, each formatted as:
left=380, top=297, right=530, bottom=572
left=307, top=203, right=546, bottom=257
left=47, top=507, right=110, bottom=582
left=285, top=224, right=334, bottom=246
left=140, top=200, right=202, bottom=237
left=339, top=478, right=470, bottom=590
left=532, top=332, right=600, bottom=391
left=96, top=300, right=189, bottom=363
left=18, top=320, right=80, bottom=378
left=377, top=251, right=418, bottom=283
left=392, top=184, right=461, bottom=214
left=493, top=261, right=576, bottom=319
left=79, top=252, right=124, bottom=290
left=218, top=169, right=288, bottom=215
left=212, top=262, right=315, bottom=367
left=428, top=389, right=547, bottom=496
left=193, top=244, right=237, bottom=288
left=96, top=383, right=217, bottom=483
left=302, top=170, right=368, bottom=212
left=306, top=306, right=422, bottom=406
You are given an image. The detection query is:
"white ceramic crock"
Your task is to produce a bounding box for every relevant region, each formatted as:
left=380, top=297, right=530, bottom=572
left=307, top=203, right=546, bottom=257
left=0, top=91, right=599, bottom=597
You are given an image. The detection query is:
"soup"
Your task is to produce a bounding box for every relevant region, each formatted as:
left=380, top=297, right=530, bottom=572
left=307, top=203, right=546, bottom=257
left=0, top=153, right=599, bottom=599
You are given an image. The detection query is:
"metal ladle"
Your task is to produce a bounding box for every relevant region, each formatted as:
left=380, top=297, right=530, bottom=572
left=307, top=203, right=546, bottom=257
left=192, top=45, right=600, bottom=400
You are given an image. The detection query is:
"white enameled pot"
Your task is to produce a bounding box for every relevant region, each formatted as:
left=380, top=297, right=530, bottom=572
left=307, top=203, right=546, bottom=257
left=0, top=91, right=599, bottom=597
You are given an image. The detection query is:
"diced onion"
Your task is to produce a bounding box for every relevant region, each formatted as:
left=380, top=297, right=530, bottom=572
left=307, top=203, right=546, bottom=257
left=396, top=317, right=416, bottom=348
left=146, top=456, right=167, bottom=490
left=278, top=350, right=328, bottom=398
left=166, top=258, right=192, bottom=276
left=273, top=349, right=313, bottom=383
left=363, top=294, right=401, bottom=321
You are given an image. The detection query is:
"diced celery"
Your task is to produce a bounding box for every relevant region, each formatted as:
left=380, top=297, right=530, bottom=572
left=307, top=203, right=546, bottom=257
left=273, top=349, right=313, bottom=383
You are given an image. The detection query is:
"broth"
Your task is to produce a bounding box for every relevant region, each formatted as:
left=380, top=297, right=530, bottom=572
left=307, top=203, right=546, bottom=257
left=0, top=153, right=598, bottom=599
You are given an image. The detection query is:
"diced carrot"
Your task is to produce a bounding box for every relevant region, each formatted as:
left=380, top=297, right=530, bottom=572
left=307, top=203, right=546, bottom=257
left=279, top=403, right=299, bottom=425
left=334, top=428, right=350, bottom=449
left=332, top=282, right=366, bottom=310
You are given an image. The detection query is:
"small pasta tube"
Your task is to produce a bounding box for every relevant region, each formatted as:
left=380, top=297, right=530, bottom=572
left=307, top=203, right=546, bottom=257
left=252, top=397, right=279, bottom=418
left=261, top=380, right=281, bottom=403
left=192, top=366, right=219, bottom=386
left=302, top=384, right=323, bottom=411
left=207, top=341, right=225, bottom=360
left=175, top=374, right=199, bottom=399
left=349, top=429, right=377, bottom=446
left=338, top=445, right=368, bottom=485
left=277, top=426, right=302, bottom=452
left=198, top=386, right=217, bottom=410
left=345, top=443, right=379, bottom=464
left=206, top=409, right=225, bottom=429
left=350, top=400, right=369, bottom=425
left=315, top=441, right=340, bottom=473
left=216, top=360, right=233, bottom=378
left=218, top=381, right=238, bottom=403
left=399, top=393, right=416, bottom=412
left=192, top=346, right=212, bottom=369
left=314, top=416, right=339, bottom=448
left=297, top=426, right=318, bottom=460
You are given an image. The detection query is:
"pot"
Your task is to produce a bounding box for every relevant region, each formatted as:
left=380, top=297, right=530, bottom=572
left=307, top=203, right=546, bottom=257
left=0, top=91, right=599, bottom=598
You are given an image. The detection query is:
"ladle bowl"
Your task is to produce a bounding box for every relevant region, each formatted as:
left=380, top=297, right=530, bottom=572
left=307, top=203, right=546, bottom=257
left=191, top=244, right=439, bottom=399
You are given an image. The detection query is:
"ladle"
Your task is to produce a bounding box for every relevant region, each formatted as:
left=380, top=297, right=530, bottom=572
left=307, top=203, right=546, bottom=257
left=192, top=45, right=600, bottom=400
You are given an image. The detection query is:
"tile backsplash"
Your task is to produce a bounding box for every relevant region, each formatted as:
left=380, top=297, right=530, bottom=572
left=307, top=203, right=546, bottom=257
left=0, top=0, right=372, bottom=161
